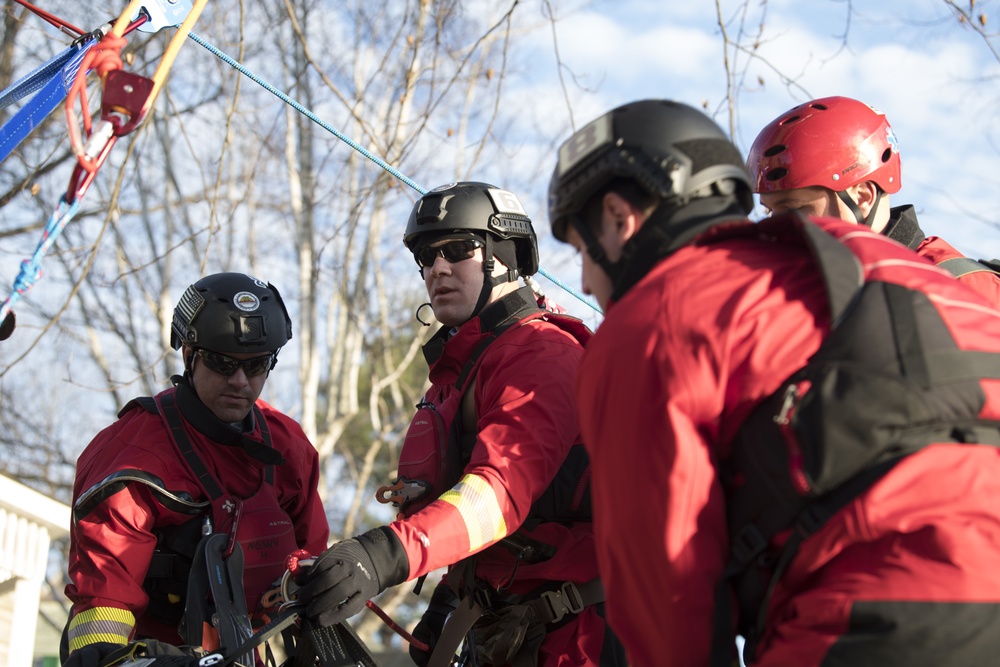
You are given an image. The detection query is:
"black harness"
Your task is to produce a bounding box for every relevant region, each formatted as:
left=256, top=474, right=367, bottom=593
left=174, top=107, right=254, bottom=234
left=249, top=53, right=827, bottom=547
left=108, top=385, right=274, bottom=628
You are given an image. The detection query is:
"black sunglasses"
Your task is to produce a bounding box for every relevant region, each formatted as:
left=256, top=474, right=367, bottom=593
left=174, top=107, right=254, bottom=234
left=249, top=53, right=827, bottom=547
left=195, top=349, right=276, bottom=377
left=415, top=239, right=483, bottom=269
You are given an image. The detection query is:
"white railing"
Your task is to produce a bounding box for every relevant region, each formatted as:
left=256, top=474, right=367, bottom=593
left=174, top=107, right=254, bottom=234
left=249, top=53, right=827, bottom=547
left=0, top=474, right=70, bottom=667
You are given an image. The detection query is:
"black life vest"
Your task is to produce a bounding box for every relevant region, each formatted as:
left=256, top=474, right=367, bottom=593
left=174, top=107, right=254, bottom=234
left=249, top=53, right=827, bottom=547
left=702, top=213, right=1000, bottom=665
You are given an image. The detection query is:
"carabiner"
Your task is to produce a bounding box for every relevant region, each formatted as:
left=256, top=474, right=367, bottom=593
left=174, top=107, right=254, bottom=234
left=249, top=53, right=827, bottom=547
left=66, top=124, right=117, bottom=203
left=278, top=557, right=316, bottom=607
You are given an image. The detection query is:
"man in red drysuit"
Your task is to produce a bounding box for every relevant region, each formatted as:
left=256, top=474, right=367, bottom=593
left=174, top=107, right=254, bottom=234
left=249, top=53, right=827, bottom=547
left=63, top=273, right=328, bottom=666
left=748, top=95, right=1000, bottom=306
left=294, top=182, right=625, bottom=667
left=549, top=98, right=1000, bottom=666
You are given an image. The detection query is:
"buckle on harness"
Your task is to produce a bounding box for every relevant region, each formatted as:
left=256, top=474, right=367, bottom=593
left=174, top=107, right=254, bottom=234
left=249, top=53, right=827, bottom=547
left=538, top=581, right=585, bottom=624
left=730, top=524, right=769, bottom=570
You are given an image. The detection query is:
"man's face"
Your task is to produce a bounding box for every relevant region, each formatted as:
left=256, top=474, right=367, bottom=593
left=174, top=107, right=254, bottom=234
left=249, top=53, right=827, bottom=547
left=421, top=238, right=488, bottom=327
left=186, top=347, right=269, bottom=423
left=562, top=191, right=642, bottom=310
left=565, top=225, right=616, bottom=310
left=759, top=186, right=847, bottom=220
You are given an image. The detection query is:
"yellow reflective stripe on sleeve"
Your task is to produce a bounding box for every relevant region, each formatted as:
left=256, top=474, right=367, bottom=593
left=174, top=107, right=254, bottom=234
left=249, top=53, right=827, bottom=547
left=67, top=606, right=134, bottom=652
left=440, top=473, right=508, bottom=552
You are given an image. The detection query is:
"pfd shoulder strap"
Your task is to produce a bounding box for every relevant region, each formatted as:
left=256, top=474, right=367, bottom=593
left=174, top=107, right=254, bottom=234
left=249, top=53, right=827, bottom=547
left=158, top=391, right=226, bottom=500
left=155, top=392, right=275, bottom=499
left=117, top=395, right=157, bottom=418
left=938, top=256, right=1000, bottom=278
left=699, top=213, right=865, bottom=325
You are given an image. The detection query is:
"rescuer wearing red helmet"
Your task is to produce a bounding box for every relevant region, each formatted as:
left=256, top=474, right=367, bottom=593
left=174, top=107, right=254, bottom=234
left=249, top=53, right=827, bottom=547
left=550, top=98, right=1000, bottom=666
left=62, top=273, right=328, bottom=667
left=294, top=182, right=625, bottom=667
left=748, top=95, right=1000, bottom=305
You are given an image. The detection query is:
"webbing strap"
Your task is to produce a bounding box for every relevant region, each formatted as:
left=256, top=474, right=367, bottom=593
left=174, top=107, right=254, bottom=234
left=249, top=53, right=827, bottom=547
left=710, top=459, right=901, bottom=667
left=798, top=216, right=864, bottom=325
left=158, top=391, right=225, bottom=500
left=427, top=595, right=486, bottom=667
left=156, top=391, right=275, bottom=499
left=0, top=38, right=95, bottom=164
left=454, top=289, right=540, bottom=392
left=296, top=618, right=381, bottom=667
left=258, top=410, right=274, bottom=485
left=527, top=578, right=604, bottom=625
left=885, top=282, right=929, bottom=388
left=938, top=256, right=1000, bottom=278
left=885, top=283, right=1000, bottom=386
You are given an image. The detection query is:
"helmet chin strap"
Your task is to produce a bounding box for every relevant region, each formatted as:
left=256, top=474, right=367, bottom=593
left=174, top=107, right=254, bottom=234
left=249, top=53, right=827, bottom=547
left=471, top=234, right=520, bottom=318
left=836, top=188, right=883, bottom=228
left=568, top=216, right=623, bottom=286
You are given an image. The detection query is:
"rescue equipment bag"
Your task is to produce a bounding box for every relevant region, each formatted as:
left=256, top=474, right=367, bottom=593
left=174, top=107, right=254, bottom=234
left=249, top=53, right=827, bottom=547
left=704, top=213, right=1000, bottom=665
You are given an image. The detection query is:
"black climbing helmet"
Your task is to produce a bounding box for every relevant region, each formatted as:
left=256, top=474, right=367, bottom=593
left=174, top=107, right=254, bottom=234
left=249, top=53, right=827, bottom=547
left=170, top=272, right=292, bottom=354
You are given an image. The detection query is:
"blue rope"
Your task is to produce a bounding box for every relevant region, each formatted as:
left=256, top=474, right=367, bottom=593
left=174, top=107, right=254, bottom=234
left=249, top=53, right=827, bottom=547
left=0, top=197, right=81, bottom=324
left=187, top=31, right=600, bottom=314
left=187, top=32, right=425, bottom=195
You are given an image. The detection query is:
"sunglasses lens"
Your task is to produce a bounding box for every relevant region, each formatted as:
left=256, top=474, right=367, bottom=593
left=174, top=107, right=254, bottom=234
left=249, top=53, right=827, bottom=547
left=198, top=350, right=273, bottom=377
left=240, top=356, right=274, bottom=377
left=199, top=350, right=239, bottom=375
left=416, top=247, right=437, bottom=268
left=416, top=240, right=481, bottom=268
left=442, top=240, right=479, bottom=262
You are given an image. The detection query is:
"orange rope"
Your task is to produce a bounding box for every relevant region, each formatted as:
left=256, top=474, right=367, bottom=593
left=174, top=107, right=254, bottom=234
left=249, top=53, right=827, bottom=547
left=64, top=32, right=127, bottom=165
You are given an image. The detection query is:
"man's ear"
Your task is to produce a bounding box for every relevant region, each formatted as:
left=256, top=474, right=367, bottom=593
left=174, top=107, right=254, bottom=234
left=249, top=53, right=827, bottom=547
left=603, top=191, right=641, bottom=245
left=853, top=181, right=880, bottom=216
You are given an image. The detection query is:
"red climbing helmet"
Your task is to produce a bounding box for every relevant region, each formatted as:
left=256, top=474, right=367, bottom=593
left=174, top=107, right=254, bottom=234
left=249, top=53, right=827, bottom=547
left=747, top=96, right=901, bottom=195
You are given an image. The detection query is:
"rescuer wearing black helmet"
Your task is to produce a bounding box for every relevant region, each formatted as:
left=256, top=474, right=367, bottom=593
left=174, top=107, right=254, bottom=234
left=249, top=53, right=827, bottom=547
left=63, top=273, right=328, bottom=666
left=549, top=98, right=1000, bottom=667
left=295, top=183, right=626, bottom=667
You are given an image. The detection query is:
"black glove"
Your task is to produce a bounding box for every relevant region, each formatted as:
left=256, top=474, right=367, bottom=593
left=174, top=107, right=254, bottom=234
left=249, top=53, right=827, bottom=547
left=63, top=642, right=122, bottom=667
left=297, top=526, right=409, bottom=627
left=410, top=581, right=459, bottom=667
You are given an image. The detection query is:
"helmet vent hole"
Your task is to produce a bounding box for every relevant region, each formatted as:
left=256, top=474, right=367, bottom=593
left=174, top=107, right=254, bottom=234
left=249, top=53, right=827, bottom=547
left=779, top=115, right=801, bottom=126
left=810, top=103, right=828, bottom=110
left=765, top=168, right=788, bottom=182
left=881, top=148, right=892, bottom=163
left=763, top=145, right=786, bottom=157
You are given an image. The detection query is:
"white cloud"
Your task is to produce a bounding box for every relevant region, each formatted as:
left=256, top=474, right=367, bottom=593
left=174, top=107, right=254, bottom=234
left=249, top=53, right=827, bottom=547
left=555, top=1, right=1000, bottom=262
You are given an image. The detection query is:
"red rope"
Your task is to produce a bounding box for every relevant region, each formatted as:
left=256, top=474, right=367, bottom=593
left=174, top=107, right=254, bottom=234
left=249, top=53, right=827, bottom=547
left=366, top=600, right=430, bottom=652
left=64, top=31, right=127, bottom=164
left=11, top=0, right=84, bottom=36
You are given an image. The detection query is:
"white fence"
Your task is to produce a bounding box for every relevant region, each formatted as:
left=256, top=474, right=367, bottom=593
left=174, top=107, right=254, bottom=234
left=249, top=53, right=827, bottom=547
left=0, top=475, right=70, bottom=667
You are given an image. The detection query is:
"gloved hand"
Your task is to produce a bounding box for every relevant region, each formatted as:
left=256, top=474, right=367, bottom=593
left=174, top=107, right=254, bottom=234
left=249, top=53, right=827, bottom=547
left=297, top=526, right=409, bottom=627
left=410, top=581, right=459, bottom=667
left=63, top=642, right=123, bottom=667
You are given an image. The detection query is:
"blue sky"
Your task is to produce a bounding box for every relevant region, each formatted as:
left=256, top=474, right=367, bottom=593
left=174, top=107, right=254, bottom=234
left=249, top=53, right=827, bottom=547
left=502, top=0, right=1000, bottom=320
